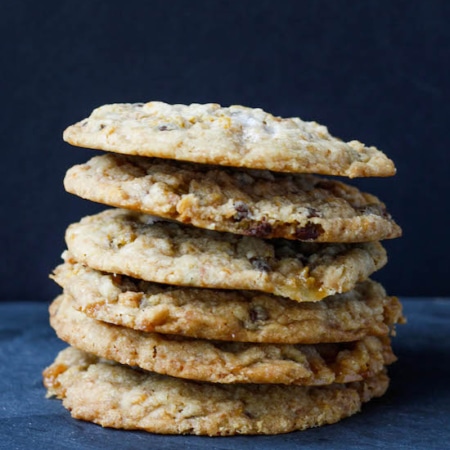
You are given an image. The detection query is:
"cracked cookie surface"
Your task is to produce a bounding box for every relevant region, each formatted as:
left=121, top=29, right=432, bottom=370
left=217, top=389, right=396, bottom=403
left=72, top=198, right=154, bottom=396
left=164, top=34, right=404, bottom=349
left=63, top=101, right=395, bottom=178
left=64, top=154, right=401, bottom=242
left=43, top=346, right=390, bottom=435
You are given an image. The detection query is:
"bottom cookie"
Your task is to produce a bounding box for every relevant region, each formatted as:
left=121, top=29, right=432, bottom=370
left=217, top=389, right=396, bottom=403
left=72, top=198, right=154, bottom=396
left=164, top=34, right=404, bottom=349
left=43, top=346, right=390, bottom=436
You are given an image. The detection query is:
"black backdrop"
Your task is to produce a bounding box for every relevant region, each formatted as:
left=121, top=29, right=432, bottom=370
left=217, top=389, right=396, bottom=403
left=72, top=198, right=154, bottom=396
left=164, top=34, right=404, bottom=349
left=2, top=0, right=449, bottom=301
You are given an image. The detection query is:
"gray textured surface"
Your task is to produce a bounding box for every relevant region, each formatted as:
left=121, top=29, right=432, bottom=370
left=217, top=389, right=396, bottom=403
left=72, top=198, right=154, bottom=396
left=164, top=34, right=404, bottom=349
left=0, top=298, right=449, bottom=449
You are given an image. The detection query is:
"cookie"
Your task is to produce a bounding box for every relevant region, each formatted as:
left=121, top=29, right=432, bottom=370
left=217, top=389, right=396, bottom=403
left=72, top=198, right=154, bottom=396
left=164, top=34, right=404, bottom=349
left=65, top=209, right=388, bottom=302
left=64, top=154, right=401, bottom=242
left=52, top=259, right=404, bottom=344
left=43, top=346, right=390, bottom=435
left=62, top=102, right=396, bottom=178
left=49, top=294, right=396, bottom=385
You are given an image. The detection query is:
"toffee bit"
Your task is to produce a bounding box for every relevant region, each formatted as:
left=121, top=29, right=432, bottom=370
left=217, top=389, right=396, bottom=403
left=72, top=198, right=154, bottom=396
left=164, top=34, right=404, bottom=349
left=294, top=222, right=325, bottom=241
left=233, top=201, right=250, bottom=222
left=250, top=257, right=272, bottom=272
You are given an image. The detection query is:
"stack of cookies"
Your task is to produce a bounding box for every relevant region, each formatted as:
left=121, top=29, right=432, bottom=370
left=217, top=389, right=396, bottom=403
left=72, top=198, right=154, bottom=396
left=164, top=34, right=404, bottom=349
left=43, top=102, right=404, bottom=436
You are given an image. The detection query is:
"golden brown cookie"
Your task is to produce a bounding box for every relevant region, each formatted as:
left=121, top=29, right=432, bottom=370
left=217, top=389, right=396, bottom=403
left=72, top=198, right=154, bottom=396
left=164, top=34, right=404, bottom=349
left=65, top=209, right=388, bottom=302
left=49, top=294, right=396, bottom=385
left=52, top=259, right=404, bottom=344
left=43, top=346, right=390, bottom=435
left=63, top=102, right=395, bottom=178
left=64, top=153, right=401, bottom=242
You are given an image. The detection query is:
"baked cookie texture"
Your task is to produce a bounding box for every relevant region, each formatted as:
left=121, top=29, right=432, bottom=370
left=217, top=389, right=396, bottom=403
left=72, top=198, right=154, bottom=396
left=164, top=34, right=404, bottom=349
left=52, top=259, right=404, bottom=344
left=45, top=100, right=403, bottom=436
left=49, top=294, right=396, bottom=385
left=65, top=208, right=388, bottom=302
left=44, top=346, right=390, bottom=436
left=62, top=102, right=396, bottom=178
left=64, top=153, right=401, bottom=242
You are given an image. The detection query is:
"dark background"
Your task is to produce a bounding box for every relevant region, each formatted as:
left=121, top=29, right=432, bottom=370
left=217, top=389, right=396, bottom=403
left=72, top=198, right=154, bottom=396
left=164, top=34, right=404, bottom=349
left=2, top=0, right=449, bottom=301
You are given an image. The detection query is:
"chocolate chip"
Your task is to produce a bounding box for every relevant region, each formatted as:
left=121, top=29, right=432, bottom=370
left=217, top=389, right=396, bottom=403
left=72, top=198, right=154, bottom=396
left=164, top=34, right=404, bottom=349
left=235, top=172, right=255, bottom=185
left=99, top=124, right=106, bottom=130
left=249, top=305, right=269, bottom=322
left=314, top=180, right=335, bottom=190
left=306, top=207, right=320, bottom=218
left=356, top=204, right=390, bottom=218
left=158, top=125, right=169, bottom=131
left=294, top=222, right=325, bottom=241
left=250, top=257, right=272, bottom=272
left=295, top=253, right=310, bottom=265
left=111, top=273, right=123, bottom=285
left=233, top=201, right=250, bottom=221
left=247, top=220, right=273, bottom=238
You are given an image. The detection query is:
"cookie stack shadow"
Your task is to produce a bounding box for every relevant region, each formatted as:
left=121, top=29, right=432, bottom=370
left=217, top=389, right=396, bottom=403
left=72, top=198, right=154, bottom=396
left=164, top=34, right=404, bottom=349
left=43, top=102, right=404, bottom=436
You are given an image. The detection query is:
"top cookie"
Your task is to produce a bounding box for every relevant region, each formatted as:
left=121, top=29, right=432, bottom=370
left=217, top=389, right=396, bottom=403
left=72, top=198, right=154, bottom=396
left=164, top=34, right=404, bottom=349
left=63, top=102, right=396, bottom=178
